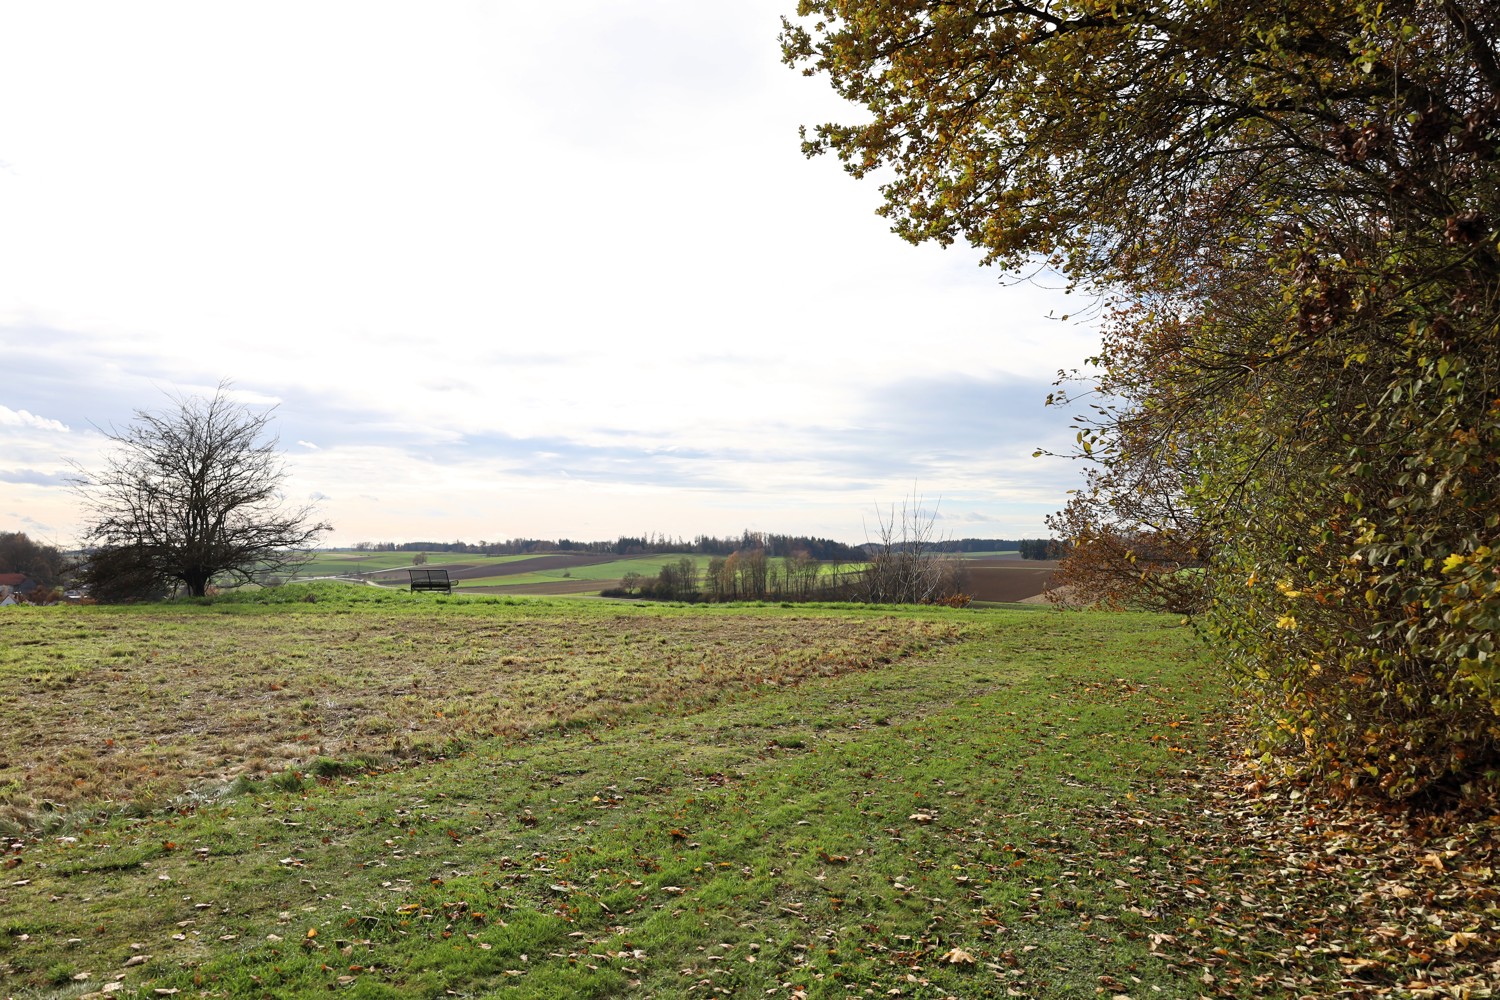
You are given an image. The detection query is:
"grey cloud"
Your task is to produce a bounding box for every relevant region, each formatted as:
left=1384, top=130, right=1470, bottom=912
left=4, top=513, right=56, bottom=534
left=1, top=321, right=1082, bottom=513
left=0, top=329, right=443, bottom=455
left=1, top=336, right=140, bottom=430
left=429, top=431, right=744, bottom=491
left=437, top=375, right=1079, bottom=498
left=810, top=373, right=1074, bottom=474
left=0, top=469, right=70, bottom=486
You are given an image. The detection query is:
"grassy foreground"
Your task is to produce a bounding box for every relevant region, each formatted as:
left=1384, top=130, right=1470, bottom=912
left=1, top=589, right=1495, bottom=998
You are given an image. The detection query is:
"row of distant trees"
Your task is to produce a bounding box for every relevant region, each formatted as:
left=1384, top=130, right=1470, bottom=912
left=351, top=532, right=869, bottom=560
left=1015, top=538, right=1067, bottom=560
left=607, top=551, right=868, bottom=603
left=602, top=499, right=1025, bottom=605
left=351, top=534, right=1063, bottom=561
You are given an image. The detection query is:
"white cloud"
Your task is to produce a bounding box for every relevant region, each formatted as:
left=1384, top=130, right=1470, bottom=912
left=0, top=405, right=69, bottom=433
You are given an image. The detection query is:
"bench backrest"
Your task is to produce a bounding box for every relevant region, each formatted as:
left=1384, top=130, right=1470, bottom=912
left=408, top=568, right=451, bottom=584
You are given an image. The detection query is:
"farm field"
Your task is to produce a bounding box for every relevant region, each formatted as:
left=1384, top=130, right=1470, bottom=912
left=962, top=558, right=1060, bottom=605
left=292, top=549, right=1060, bottom=603
left=304, top=552, right=895, bottom=600
left=287, top=551, right=544, bottom=580
left=451, top=553, right=710, bottom=591
left=1, top=586, right=1493, bottom=997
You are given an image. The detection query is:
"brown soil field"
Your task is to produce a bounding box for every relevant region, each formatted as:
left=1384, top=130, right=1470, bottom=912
left=962, top=558, right=1058, bottom=603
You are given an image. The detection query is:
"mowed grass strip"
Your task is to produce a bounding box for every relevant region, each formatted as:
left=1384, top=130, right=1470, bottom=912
left=0, top=587, right=956, bottom=822
left=0, top=600, right=1259, bottom=999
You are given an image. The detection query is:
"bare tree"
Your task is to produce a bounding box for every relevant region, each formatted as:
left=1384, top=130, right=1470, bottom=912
left=858, top=492, right=966, bottom=604
left=787, top=550, right=820, bottom=600
left=738, top=547, right=769, bottom=599
left=72, top=382, right=330, bottom=598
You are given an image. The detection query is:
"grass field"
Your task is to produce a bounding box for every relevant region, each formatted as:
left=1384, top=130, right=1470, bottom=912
left=1, top=585, right=1494, bottom=997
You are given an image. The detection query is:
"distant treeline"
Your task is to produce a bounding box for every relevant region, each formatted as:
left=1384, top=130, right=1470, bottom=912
left=348, top=533, right=1062, bottom=561
left=1013, top=538, right=1068, bottom=560
left=351, top=531, right=865, bottom=561
left=602, top=553, right=857, bottom=603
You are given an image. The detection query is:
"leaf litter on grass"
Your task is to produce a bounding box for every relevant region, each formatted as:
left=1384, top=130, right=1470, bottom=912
left=1145, top=735, right=1500, bottom=998
left=980, top=670, right=1500, bottom=998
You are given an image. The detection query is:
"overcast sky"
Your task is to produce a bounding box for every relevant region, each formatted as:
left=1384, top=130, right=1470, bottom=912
left=1, top=1, right=1099, bottom=548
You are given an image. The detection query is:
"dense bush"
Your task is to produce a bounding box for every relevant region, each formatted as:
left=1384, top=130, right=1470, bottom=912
left=78, top=545, right=171, bottom=604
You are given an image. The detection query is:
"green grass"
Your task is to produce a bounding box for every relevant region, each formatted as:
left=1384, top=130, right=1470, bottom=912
left=0, top=591, right=1364, bottom=997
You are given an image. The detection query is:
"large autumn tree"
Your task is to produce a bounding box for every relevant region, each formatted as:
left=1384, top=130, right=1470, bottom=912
left=784, top=1, right=1500, bottom=799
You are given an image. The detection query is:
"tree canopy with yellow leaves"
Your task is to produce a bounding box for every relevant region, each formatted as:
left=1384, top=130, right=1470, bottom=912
left=784, top=0, right=1500, bottom=801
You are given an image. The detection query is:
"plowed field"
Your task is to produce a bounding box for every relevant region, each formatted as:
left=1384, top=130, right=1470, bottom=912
left=962, top=557, right=1058, bottom=603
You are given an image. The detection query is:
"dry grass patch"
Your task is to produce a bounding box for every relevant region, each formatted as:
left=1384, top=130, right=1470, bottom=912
left=0, top=602, right=956, bottom=823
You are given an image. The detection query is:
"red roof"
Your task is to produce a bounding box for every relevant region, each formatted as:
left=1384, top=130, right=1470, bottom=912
left=0, top=573, right=29, bottom=587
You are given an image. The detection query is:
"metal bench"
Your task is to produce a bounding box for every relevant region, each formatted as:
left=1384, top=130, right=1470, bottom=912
left=408, top=568, right=455, bottom=594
